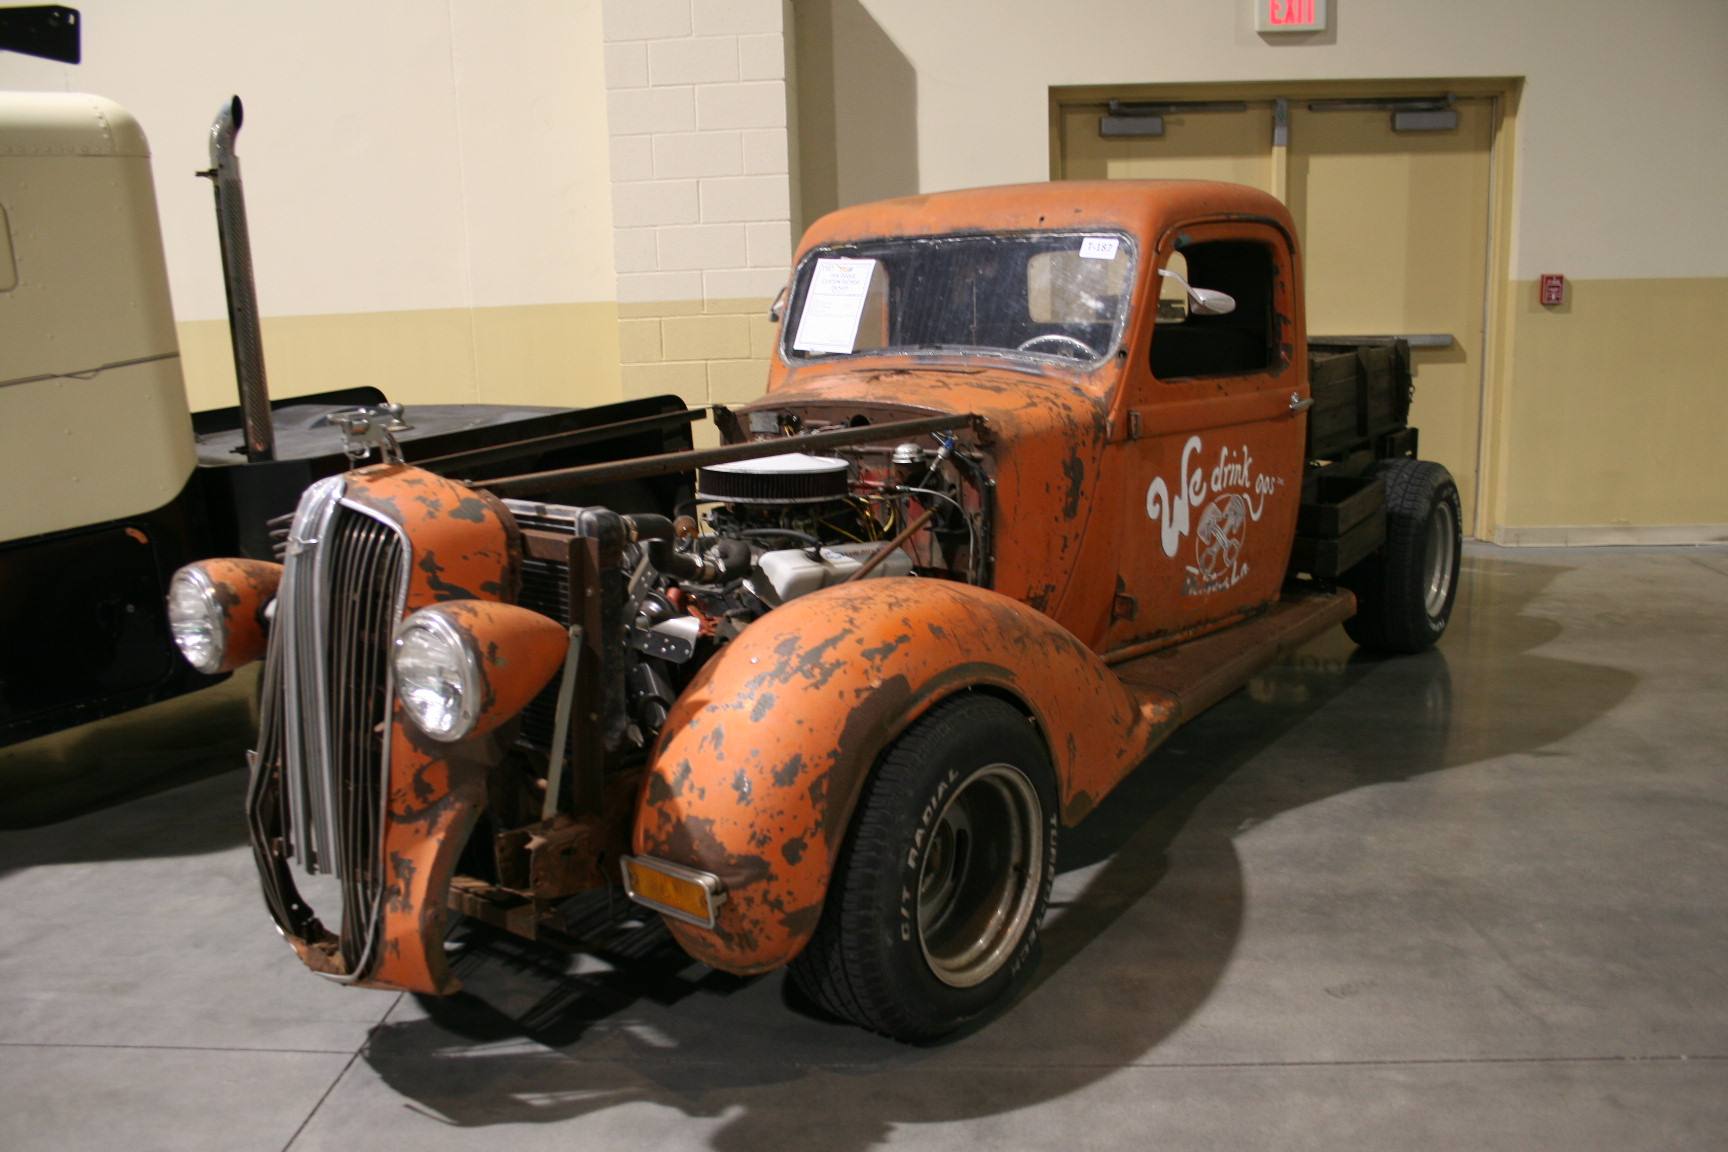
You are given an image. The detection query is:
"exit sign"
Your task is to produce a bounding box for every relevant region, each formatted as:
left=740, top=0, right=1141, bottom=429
left=1257, top=0, right=1329, bottom=33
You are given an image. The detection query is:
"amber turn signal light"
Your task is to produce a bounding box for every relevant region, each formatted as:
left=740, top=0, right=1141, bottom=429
left=620, top=855, right=727, bottom=929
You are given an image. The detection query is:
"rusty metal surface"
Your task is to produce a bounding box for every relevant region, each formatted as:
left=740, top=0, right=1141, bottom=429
left=1112, top=588, right=1355, bottom=722
left=788, top=180, right=1292, bottom=253
left=626, top=181, right=1328, bottom=976
left=634, top=578, right=1183, bottom=976
left=340, top=464, right=520, bottom=607
left=196, top=557, right=281, bottom=671
left=1100, top=216, right=1307, bottom=654
left=363, top=721, right=496, bottom=993
left=756, top=181, right=1307, bottom=660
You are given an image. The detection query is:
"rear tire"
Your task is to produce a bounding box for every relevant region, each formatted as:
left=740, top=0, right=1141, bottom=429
left=789, top=694, right=1057, bottom=1043
left=1342, top=459, right=1462, bottom=653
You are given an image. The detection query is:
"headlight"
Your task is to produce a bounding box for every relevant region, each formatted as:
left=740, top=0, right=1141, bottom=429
left=166, top=559, right=282, bottom=674
left=393, top=610, right=482, bottom=742
left=167, top=567, right=226, bottom=674
left=392, top=602, right=570, bottom=742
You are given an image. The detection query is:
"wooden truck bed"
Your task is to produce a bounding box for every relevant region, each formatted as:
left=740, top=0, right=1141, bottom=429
left=1290, top=339, right=1419, bottom=579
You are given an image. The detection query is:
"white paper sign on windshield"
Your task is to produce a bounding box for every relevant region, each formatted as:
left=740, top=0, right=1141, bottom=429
left=792, top=258, right=877, bottom=354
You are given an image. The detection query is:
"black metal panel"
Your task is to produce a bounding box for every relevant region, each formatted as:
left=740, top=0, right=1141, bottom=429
left=0, top=5, right=80, bottom=64
left=0, top=471, right=226, bottom=749
left=196, top=392, right=697, bottom=559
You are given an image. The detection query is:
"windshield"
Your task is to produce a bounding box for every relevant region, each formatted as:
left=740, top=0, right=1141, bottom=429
left=782, top=230, right=1135, bottom=369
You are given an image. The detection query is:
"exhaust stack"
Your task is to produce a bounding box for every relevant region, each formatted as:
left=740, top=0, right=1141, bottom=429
left=202, top=96, right=274, bottom=463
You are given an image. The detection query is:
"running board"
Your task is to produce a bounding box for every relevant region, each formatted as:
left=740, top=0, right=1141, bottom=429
left=1112, top=588, right=1356, bottom=726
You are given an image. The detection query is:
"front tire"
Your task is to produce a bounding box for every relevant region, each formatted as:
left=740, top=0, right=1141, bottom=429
left=1342, top=458, right=1462, bottom=653
left=789, top=694, right=1057, bottom=1043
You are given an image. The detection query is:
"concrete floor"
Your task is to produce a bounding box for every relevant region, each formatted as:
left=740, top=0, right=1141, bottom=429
left=1, top=543, right=1724, bottom=1152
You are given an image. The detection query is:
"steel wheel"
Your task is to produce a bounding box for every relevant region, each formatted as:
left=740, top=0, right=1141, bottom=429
left=917, top=763, right=1045, bottom=989
left=1422, top=496, right=1458, bottom=620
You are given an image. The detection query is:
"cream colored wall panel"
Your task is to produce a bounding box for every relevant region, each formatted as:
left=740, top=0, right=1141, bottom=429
left=176, top=302, right=623, bottom=415
left=614, top=293, right=773, bottom=422
left=834, top=0, right=1728, bottom=280
left=1497, top=276, right=1728, bottom=533
left=1, top=0, right=620, bottom=323
left=447, top=0, right=619, bottom=308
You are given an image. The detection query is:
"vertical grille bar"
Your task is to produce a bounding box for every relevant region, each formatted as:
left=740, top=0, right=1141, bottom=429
left=317, top=507, right=405, bottom=972
left=278, top=476, right=345, bottom=872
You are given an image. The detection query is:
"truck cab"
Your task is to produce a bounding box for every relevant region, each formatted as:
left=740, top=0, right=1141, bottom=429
left=761, top=181, right=1312, bottom=655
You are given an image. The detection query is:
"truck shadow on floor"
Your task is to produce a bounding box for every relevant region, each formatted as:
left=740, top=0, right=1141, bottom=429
left=0, top=667, right=257, bottom=839
left=357, top=554, right=1637, bottom=1148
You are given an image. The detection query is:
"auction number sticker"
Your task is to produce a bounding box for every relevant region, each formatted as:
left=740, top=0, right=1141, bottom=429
left=1079, top=236, right=1120, bottom=261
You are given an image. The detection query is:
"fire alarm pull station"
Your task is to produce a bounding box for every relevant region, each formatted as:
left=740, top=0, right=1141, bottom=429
left=1540, top=274, right=1565, bottom=306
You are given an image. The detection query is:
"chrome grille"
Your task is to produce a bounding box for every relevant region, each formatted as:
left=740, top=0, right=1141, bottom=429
left=254, top=475, right=409, bottom=979
left=322, top=507, right=403, bottom=970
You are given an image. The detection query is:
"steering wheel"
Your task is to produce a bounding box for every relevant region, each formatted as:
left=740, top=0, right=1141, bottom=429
left=1016, top=332, right=1096, bottom=360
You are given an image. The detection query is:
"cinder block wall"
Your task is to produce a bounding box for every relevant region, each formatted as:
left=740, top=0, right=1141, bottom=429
left=602, top=0, right=796, bottom=432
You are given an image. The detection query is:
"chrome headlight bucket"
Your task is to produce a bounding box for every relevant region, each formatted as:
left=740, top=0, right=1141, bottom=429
left=393, top=609, right=482, bottom=742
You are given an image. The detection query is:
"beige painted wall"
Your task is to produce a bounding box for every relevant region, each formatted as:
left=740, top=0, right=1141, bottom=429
left=800, top=0, right=1728, bottom=538
left=1, top=0, right=625, bottom=413
left=174, top=303, right=624, bottom=414
left=1494, top=278, right=1728, bottom=543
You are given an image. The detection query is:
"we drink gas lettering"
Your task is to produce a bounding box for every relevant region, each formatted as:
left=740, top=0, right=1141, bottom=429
left=1145, top=435, right=1284, bottom=596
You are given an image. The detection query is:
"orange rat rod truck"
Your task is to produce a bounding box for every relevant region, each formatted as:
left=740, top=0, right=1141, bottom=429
left=172, top=180, right=1460, bottom=1042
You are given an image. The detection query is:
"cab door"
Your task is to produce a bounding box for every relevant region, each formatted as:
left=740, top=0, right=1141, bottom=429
left=1104, top=219, right=1306, bottom=654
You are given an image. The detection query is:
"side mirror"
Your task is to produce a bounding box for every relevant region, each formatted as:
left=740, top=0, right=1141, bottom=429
left=1158, top=268, right=1236, bottom=316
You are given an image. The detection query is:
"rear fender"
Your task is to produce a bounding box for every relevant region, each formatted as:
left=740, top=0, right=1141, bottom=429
left=634, top=578, right=1177, bottom=975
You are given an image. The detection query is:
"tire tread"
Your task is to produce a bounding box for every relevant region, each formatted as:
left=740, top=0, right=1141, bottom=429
left=789, top=694, right=1053, bottom=1042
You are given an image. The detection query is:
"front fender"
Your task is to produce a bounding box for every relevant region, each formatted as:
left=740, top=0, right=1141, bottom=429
left=634, top=578, right=1178, bottom=975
